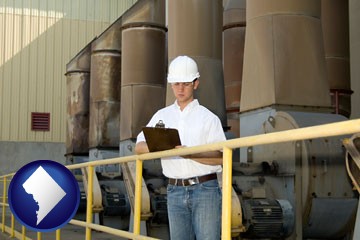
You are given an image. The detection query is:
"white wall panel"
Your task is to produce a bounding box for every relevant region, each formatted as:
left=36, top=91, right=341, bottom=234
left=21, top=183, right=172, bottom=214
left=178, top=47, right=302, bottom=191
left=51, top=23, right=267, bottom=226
left=0, top=0, right=136, bottom=142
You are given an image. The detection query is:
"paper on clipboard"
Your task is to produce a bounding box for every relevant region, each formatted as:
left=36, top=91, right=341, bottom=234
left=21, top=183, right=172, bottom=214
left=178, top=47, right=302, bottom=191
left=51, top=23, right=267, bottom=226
left=142, top=126, right=181, bottom=152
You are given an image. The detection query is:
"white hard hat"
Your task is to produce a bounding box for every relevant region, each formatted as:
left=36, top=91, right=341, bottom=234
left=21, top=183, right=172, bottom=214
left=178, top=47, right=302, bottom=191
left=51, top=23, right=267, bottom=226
left=167, top=56, right=200, bottom=83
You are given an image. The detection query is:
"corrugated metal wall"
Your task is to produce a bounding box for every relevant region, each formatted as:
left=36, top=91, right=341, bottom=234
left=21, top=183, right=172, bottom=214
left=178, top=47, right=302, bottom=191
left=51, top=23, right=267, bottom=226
left=0, top=0, right=136, bottom=142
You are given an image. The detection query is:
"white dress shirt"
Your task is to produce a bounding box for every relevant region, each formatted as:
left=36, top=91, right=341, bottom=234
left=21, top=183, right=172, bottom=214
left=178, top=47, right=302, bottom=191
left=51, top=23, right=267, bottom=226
left=136, top=99, right=226, bottom=178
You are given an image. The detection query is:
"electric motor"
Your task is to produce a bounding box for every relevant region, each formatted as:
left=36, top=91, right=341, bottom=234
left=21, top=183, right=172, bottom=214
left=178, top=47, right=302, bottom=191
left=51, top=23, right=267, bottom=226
left=241, top=199, right=294, bottom=239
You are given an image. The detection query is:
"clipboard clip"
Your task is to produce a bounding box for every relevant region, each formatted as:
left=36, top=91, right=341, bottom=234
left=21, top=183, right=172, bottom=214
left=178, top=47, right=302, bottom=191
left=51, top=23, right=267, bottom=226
left=155, top=120, right=165, bottom=128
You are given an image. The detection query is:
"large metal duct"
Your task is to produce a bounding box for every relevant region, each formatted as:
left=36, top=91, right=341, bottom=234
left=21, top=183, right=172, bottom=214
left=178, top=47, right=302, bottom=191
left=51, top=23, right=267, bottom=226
left=167, top=0, right=227, bottom=126
left=120, top=0, right=166, bottom=141
left=321, top=0, right=352, bottom=118
left=65, top=43, right=92, bottom=213
left=240, top=0, right=331, bottom=112
left=223, top=0, right=246, bottom=138
left=119, top=2, right=167, bottom=237
left=65, top=42, right=92, bottom=155
left=89, top=18, right=122, bottom=148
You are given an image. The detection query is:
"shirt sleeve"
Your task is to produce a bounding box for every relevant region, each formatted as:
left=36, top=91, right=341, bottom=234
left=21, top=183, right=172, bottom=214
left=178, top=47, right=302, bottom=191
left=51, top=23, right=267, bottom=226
left=207, top=116, right=227, bottom=144
left=136, top=131, right=146, bottom=144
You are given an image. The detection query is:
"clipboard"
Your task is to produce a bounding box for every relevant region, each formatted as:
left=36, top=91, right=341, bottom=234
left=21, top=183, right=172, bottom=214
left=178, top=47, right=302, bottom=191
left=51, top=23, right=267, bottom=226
left=142, top=126, right=181, bottom=152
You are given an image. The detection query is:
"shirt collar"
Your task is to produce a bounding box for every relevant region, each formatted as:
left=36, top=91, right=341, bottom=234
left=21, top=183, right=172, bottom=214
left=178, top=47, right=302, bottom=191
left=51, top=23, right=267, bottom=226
left=174, top=99, right=199, bottom=111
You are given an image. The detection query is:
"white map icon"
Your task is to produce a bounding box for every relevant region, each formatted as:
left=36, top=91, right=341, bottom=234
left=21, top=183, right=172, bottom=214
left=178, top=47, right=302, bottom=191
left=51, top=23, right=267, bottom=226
left=22, top=166, right=66, bottom=225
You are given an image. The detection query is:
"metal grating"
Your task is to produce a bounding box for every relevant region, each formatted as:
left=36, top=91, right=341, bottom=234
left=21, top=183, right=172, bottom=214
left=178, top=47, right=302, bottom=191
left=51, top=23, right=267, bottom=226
left=31, top=112, right=50, bottom=131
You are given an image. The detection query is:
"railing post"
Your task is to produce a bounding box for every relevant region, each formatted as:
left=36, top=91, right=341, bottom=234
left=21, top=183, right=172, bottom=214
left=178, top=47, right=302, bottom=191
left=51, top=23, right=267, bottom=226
left=22, top=226, right=26, bottom=240
left=56, top=229, right=61, bottom=240
left=222, top=147, right=233, bottom=240
left=85, top=165, right=94, bottom=240
left=133, top=158, right=143, bottom=235
left=2, top=176, right=7, bottom=233
left=11, top=214, right=15, bottom=237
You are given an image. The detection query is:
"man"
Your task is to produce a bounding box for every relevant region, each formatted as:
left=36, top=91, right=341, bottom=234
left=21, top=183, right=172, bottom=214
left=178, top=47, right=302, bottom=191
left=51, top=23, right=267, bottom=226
left=135, top=55, right=226, bottom=240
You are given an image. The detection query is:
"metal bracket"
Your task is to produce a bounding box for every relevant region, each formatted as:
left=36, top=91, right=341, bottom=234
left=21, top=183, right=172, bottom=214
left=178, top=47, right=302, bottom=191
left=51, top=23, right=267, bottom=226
left=268, top=116, right=276, bottom=128
left=247, top=146, right=253, bottom=163
left=343, top=134, right=360, bottom=193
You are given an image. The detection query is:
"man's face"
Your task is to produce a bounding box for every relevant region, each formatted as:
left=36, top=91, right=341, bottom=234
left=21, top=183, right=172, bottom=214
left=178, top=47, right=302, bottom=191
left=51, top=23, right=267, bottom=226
left=171, top=80, right=199, bottom=106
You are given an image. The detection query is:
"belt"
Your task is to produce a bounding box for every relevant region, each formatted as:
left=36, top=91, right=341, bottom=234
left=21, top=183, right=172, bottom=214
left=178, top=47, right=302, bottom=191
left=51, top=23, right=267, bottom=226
left=168, top=173, right=217, bottom=186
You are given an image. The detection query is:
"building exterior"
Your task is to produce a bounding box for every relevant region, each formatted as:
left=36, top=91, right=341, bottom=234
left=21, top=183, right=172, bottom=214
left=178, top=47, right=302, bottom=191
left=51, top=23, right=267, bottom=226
left=0, top=0, right=136, bottom=175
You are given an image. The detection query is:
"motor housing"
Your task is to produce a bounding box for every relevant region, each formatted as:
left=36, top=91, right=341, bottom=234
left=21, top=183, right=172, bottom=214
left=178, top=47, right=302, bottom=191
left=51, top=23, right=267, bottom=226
left=241, top=199, right=294, bottom=239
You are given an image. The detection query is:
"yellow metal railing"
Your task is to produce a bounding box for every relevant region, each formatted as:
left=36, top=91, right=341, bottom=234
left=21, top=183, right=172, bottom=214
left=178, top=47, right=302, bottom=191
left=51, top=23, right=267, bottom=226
left=1, top=119, right=360, bottom=240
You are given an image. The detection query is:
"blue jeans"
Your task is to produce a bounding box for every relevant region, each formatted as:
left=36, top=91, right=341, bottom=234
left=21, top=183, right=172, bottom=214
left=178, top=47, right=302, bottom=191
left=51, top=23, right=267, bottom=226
left=166, top=179, right=222, bottom=240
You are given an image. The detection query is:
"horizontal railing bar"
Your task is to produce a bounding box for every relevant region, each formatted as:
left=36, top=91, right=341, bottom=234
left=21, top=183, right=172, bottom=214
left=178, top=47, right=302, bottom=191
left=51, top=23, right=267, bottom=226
left=0, top=119, right=358, bottom=174
left=66, top=155, right=135, bottom=169
left=70, top=219, right=159, bottom=240
left=65, top=119, right=360, bottom=170
left=0, top=173, right=14, bottom=178
left=4, top=226, right=32, bottom=240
